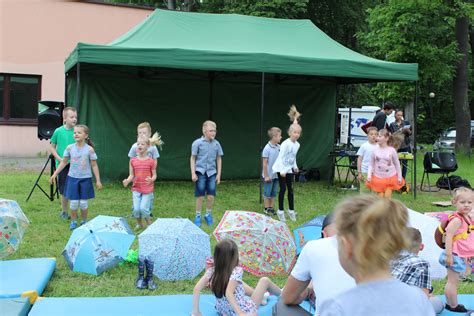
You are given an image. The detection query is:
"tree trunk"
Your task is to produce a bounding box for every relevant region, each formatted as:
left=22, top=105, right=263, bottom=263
left=469, top=25, right=474, bottom=118
left=453, top=15, right=471, bottom=154
left=183, top=0, right=193, bottom=11
left=167, top=0, right=176, bottom=10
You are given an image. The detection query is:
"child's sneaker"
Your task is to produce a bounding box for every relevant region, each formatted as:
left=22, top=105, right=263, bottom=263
left=194, top=214, right=202, bottom=227
left=69, top=221, right=78, bottom=230
left=59, top=211, right=69, bottom=220
left=204, top=213, right=213, bottom=226
left=80, top=220, right=87, bottom=226
left=264, top=208, right=276, bottom=216
left=287, top=210, right=297, bottom=222
left=135, top=224, right=142, bottom=231
left=277, top=210, right=286, bottom=222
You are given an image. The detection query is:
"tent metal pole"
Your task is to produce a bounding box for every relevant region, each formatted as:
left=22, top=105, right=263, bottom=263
left=76, top=62, right=81, bottom=113
left=413, top=81, right=418, bottom=199
left=64, top=72, right=68, bottom=106
left=259, top=72, right=265, bottom=204
left=209, top=71, right=214, bottom=120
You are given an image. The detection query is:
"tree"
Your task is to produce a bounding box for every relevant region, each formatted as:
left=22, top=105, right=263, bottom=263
left=199, top=0, right=308, bottom=19
left=357, top=0, right=462, bottom=143
left=453, top=8, right=471, bottom=154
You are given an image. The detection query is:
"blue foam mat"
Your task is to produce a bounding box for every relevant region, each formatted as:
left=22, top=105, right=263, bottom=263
left=0, top=258, right=56, bottom=299
left=438, top=295, right=474, bottom=315
left=29, top=294, right=279, bottom=316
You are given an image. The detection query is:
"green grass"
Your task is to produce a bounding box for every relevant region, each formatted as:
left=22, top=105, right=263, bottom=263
left=0, top=150, right=473, bottom=298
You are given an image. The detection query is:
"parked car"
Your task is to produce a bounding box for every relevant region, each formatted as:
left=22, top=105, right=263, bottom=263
left=433, top=120, right=474, bottom=151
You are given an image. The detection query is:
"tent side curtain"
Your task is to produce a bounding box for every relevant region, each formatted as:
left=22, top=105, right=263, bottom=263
left=65, top=10, right=418, bottom=82
left=66, top=65, right=335, bottom=181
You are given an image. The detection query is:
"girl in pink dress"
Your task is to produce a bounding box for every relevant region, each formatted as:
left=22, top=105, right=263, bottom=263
left=366, top=129, right=404, bottom=198
left=440, top=187, right=473, bottom=313
left=191, top=239, right=281, bottom=316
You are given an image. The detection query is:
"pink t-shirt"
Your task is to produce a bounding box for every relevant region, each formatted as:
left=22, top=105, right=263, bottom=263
left=451, top=213, right=474, bottom=258
left=131, top=157, right=156, bottom=194
left=368, top=145, right=402, bottom=181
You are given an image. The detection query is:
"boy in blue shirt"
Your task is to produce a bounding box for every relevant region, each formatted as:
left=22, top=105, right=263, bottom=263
left=262, top=127, right=281, bottom=216
left=190, top=120, right=223, bottom=227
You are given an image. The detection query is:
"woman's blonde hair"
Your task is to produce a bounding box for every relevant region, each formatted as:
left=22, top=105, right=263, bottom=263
left=334, top=195, right=409, bottom=277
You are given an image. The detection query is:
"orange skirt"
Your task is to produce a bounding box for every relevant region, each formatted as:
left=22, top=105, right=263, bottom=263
left=365, top=175, right=405, bottom=193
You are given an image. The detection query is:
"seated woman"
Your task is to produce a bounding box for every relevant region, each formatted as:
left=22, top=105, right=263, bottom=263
left=319, top=195, right=434, bottom=316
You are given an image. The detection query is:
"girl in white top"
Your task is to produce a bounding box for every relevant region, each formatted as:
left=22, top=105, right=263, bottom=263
left=272, top=105, right=301, bottom=222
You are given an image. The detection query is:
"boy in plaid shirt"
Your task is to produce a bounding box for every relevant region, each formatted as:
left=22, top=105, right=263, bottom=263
left=391, top=228, right=444, bottom=314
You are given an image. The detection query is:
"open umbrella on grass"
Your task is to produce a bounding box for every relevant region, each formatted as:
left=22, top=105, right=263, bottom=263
left=293, top=215, right=325, bottom=255
left=0, top=199, right=30, bottom=259
left=139, top=218, right=211, bottom=281
left=214, top=210, right=296, bottom=276
left=62, top=215, right=135, bottom=275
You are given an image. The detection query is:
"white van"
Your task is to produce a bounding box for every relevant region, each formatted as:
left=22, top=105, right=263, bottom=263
left=338, top=106, right=395, bottom=147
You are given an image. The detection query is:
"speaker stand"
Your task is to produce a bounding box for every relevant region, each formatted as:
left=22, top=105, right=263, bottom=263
left=26, top=154, right=59, bottom=202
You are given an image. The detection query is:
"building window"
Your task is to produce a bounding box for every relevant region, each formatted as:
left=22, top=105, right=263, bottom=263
left=0, top=73, right=41, bottom=125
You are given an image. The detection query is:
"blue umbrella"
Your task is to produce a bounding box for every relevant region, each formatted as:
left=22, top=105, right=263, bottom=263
left=293, top=215, right=325, bottom=255
left=63, top=215, right=135, bottom=275
left=139, top=218, right=211, bottom=281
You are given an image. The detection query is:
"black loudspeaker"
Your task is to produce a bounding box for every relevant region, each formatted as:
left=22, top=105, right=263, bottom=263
left=38, top=101, right=63, bottom=140
left=423, top=152, right=458, bottom=173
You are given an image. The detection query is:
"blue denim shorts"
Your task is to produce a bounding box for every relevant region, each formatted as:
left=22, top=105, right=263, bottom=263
left=132, top=191, right=153, bottom=219
left=263, top=178, right=279, bottom=198
left=439, top=251, right=466, bottom=273
left=195, top=172, right=216, bottom=197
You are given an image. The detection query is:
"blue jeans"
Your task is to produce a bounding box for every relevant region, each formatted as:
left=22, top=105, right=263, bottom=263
left=195, top=172, right=216, bottom=197
left=132, top=191, right=153, bottom=218
left=263, top=178, right=279, bottom=198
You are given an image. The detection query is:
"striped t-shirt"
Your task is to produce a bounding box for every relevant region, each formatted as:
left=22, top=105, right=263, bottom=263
left=131, top=157, right=156, bottom=194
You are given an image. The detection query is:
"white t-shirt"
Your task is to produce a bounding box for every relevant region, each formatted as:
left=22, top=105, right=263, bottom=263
left=290, top=237, right=356, bottom=316
left=272, top=138, right=300, bottom=174
left=356, top=142, right=377, bottom=173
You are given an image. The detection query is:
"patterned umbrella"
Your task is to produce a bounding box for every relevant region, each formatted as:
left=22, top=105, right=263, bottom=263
left=139, top=218, right=211, bottom=281
left=63, top=215, right=135, bottom=275
left=0, top=199, right=30, bottom=259
left=214, top=210, right=296, bottom=276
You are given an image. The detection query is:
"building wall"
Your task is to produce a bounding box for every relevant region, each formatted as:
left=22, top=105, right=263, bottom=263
left=0, top=0, right=152, bottom=156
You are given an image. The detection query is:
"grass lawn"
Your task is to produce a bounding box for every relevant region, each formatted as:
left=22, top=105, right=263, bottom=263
left=0, top=150, right=473, bottom=298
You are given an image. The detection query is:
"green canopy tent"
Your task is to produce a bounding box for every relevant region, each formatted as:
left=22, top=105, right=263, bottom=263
left=64, top=9, right=418, bottom=192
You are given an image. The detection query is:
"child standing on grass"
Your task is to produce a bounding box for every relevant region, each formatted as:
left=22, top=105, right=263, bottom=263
left=190, top=120, right=223, bottom=227
left=439, top=187, right=473, bottom=313
left=123, top=136, right=159, bottom=230
left=50, top=106, right=77, bottom=220
left=262, top=127, right=282, bottom=216
left=366, top=129, right=404, bottom=199
left=356, top=126, right=377, bottom=194
left=272, top=106, right=301, bottom=222
left=128, top=122, right=163, bottom=217
left=50, top=125, right=102, bottom=230
left=191, top=239, right=281, bottom=316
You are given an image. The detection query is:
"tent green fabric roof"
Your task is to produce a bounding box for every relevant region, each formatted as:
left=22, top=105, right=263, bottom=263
left=65, top=9, right=418, bottom=82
